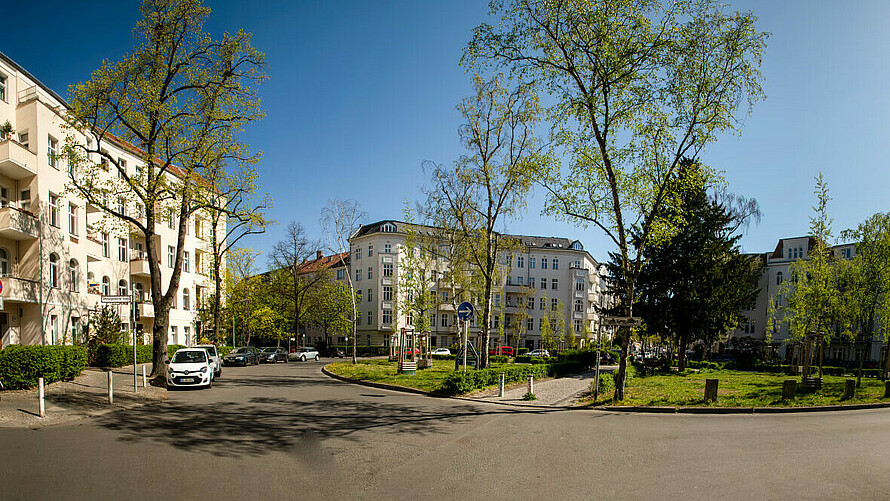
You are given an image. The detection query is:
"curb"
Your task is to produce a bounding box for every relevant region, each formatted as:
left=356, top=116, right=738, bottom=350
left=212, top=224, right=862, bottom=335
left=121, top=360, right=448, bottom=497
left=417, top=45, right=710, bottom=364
left=321, top=366, right=440, bottom=397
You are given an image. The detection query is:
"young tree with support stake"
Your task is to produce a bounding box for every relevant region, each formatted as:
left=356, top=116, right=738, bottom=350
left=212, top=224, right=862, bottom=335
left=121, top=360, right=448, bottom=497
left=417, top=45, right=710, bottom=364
left=464, top=0, right=767, bottom=398
left=62, top=0, right=267, bottom=381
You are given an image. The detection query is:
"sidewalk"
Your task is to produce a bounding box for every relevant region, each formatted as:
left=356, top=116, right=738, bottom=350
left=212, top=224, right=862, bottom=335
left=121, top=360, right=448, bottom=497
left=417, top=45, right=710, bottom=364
left=468, top=367, right=615, bottom=407
left=0, top=363, right=166, bottom=429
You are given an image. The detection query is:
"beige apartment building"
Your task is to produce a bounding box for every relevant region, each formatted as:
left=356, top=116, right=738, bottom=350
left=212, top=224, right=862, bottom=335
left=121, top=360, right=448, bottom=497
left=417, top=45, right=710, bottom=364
left=349, top=220, right=612, bottom=350
left=0, top=52, right=219, bottom=348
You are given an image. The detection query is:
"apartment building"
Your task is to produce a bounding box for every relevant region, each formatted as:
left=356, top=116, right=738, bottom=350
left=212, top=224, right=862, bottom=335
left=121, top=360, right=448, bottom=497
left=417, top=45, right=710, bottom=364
left=0, top=52, right=218, bottom=348
left=732, top=236, right=880, bottom=363
left=349, top=220, right=611, bottom=350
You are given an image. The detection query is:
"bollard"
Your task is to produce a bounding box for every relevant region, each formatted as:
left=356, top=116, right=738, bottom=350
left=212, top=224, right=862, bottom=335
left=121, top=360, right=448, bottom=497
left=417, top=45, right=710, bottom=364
left=885, top=380, right=890, bottom=399
left=107, top=371, right=114, bottom=405
left=142, top=365, right=147, bottom=388
left=782, top=380, right=797, bottom=400
left=528, top=375, right=534, bottom=396
left=498, top=372, right=505, bottom=397
left=38, top=377, right=45, bottom=418
left=704, top=378, right=718, bottom=402
left=842, top=379, right=856, bottom=400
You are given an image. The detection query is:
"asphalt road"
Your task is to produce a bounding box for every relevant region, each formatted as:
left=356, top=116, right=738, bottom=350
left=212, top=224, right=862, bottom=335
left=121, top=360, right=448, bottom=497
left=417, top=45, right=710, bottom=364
left=2, top=360, right=890, bottom=500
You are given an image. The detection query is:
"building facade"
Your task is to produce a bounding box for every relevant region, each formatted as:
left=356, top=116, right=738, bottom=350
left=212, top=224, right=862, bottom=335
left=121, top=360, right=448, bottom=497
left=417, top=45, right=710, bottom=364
left=348, top=220, right=612, bottom=350
left=0, top=52, right=219, bottom=348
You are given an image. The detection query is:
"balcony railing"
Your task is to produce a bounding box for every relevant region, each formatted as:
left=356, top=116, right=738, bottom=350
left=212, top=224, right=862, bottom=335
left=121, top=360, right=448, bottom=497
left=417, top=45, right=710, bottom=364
left=130, top=258, right=151, bottom=276
left=0, top=139, right=38, bottom=179
left=0, top=275, right=39, bottom=303
left=0, top=206, right=38, bottom=240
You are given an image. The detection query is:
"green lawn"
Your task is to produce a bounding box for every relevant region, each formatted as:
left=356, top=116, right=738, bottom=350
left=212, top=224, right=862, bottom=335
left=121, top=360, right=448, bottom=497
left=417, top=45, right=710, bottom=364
left=328, top=359, right=508, bottom=393
left=587, top=370, right=890, bottom=407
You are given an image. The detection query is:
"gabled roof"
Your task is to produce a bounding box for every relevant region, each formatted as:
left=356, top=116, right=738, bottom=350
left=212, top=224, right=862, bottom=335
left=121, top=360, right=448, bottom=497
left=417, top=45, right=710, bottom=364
left=296, top=251, right=349, bottom=275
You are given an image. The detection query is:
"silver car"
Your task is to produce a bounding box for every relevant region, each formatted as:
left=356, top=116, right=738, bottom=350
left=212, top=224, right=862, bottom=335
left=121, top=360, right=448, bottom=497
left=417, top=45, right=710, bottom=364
left=288, top=347, right=320, bottom=362
left=194, top=345, right=222, bottom=378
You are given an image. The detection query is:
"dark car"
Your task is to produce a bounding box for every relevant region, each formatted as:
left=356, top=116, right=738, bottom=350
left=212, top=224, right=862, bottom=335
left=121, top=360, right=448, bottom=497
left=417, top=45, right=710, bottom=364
left=259, top=347, right=289, bottom=363
left=223, top=346, right=260, bottom=366
left=327, top=347, right=345, bottom=358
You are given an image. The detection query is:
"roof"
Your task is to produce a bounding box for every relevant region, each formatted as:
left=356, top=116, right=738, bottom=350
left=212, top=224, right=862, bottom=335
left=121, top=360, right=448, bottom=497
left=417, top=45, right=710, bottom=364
left=296, top=251, right=349, bottom=275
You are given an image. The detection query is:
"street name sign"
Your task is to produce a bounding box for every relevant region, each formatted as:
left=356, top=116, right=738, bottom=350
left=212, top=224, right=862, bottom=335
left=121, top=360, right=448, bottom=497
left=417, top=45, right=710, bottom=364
left=101, top=295, right=131, bottom=305
left=601, top=316, right=642, bottom=327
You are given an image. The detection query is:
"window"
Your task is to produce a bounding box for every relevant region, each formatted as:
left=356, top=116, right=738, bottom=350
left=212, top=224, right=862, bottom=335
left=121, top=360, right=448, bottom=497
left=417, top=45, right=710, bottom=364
left=118, top=238, right=127, bottom=262
left=529, top=257, right=536, bottom=269
left=384, top=243, right=392, bottom=253
left=527, top=317, right=534, bottom=331
left=776, top=272, right=783, bottom=285
left=117, top=197, right=126, bottom=217
left=539, top=318, right=545, bottom=331
left=574, top=299, right=582, bottom=312
left=168, top=246, right=175, bottom=268
left=552, top=279, right=558, bottom=290
left=571, top=260, right=581, bottom=268
left=551, top=298, right=558, bottom=311
left=367, top=267, right=372, bottom=280
left=381, top=309, right=391, bottom=324
left=552, top=258, right=559, bottom=270
left=441, top=314, right=448, bottom=327
left=575, top=279, right=584, bottom=291
left=381, top=223, right=396, bottom=233
left=541, top=258, right=548, bottom=269
left=171, top=326, right=178, bottom=345
left=68, top=203, right=78, bottom=235
left=69, top=259, right=79, bottom=292
left=571, top=241, right=583, bottom=251
left=172, top=290, right=177, bottom=309
left=354, top=247, right=361, bottom=260
left=184, top=252, right=190, bottom=273
left=50, top=315, right=58, bottom=344
left=47, top=136, right=58, bottom=168
left=183, top=288, right=190, bottom=310
left=517, top=256, right=524, bottom=268
left=336, top=269, right=345, bottom=280
left=441, top=291, right=449, bottom=302
left=539, top=298, right=546, bottom=310
left=102, top=276, right=110, bottom=295
left=528, top=297, right=535, bottom=310
left=0, top=75, right=6, bottom=102
left=383, top=263, right=393, bottom=277
left=506, top=276, right=512, bottom=286
left=367, top=289, right=372, bottom=302
left=506, top=255, right=513, bottom=267
left=100, top=232, right=109, bottom=257
left=517, top=276, right=524, bottom=285
left=383, top=286, right=393, bottom=301
left=367, top=311, right=372, bottom=325
left=184, top=327, right=190, bottom=345
left=574, top=320, right=582, bottom=333
left=540, top=279, right=547, bottom=289
left=0, top=248, right=7, bottom=276
left=48, top=193, right=59, bottom=227
left=529, top=277, right=535, bottom=288
left=495, top=294, right=501, bottom=307
left=117, top=279, right=127, bottom=296
left=167, top=208, right=175, bottom=229
left=355, top=269, right=362, bottom=282
left=368, top=245, right=373, bottom=257
left=49, top=253, right=59, bottom=288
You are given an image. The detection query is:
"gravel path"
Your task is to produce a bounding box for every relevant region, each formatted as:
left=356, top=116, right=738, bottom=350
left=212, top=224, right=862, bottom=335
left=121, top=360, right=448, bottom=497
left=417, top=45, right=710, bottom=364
left=469, top=367, right=616, bottom=407
left=0, top=363, right=166, bottom=428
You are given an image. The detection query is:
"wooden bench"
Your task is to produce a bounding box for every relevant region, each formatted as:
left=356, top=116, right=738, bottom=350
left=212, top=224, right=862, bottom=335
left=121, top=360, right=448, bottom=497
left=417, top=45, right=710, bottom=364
left=399, top=361, right=417, bottom=374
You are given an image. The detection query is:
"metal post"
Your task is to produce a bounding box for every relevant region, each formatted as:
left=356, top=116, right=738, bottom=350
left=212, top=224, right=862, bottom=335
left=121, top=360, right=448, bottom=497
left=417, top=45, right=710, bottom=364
left=498, top=372, right=505, bottom=397
left=462, top=320, right=468, bottom=372
left=594, top=320, right=602, bottom=401
left=38, top=377, right=45, bottom=418
left=527, top=375, right=534, bottom=395
left=107, top=371, right=113, bottom=405
left=142, top=365, right=147, bottom=388
left=132, top=293, right=137, bottom=393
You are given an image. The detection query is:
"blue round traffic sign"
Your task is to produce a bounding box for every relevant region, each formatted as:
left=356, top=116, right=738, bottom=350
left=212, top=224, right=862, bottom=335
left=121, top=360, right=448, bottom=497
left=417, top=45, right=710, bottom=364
left=457, top=302, right=475, bottom=321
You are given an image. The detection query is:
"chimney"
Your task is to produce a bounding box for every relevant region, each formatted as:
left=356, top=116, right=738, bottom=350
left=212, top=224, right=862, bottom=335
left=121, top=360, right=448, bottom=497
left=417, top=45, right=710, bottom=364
left=316, top=250, right=323, bottom=260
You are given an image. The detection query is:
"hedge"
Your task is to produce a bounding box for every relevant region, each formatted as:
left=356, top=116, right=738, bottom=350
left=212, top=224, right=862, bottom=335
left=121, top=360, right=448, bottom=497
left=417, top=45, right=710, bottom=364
left=439, top=361, right=584, bottom=396
left=332, top=345, right=389, bottom=356
left=0, top=345, right=88, bottom=390
left=93, top=344, right=192, bottom=367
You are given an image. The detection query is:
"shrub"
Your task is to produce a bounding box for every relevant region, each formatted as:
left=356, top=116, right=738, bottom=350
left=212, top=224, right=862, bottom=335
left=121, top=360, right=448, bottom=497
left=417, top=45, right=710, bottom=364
left=517, top=348, right=529, bottom=355
left=490, top=355, right=509, bottom=364
left=593, top=373, right=615, bottom=394
left=522, top=392, right=537, bottom=401
left=0, top=345, right=88, bottom=390
left=332, top=345, right=389, bottom=357
left=439, top=361, right=584, bottom=396
left=432, top=354, right=456, bottom=360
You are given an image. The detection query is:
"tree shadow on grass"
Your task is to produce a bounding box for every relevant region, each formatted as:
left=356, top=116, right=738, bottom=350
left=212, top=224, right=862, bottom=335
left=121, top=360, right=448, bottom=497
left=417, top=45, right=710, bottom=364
left=95, top=395, right=578, bottom=458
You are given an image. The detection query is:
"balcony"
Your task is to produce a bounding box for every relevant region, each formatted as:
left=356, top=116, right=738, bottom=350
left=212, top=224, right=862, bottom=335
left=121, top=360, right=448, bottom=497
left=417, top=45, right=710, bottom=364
left=130, top=258, right=151, bottom=276
left=138, top=303, right=155, bottom=319
left=0, top=139, right=37, bottom=179
left=0, top=275, right=39, bottom=303
left=0, top=207, right=38, bottom=240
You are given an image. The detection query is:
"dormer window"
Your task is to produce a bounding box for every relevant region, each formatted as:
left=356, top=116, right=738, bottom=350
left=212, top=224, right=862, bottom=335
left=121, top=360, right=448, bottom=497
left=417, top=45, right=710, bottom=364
left=381, top=223, right=396, bottom=233
left=571, top=241, right=583, bottom=250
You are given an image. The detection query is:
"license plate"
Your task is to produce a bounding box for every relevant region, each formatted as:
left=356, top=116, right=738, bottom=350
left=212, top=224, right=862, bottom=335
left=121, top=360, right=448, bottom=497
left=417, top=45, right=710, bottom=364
left=180, top=377, right=195, bottom=383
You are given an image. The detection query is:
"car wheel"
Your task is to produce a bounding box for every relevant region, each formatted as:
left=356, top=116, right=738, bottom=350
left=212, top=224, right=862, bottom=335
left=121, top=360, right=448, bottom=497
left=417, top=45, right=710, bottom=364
left=301, top=355, right=306, bottom=362
left=216, top=368, right=222, bottom=378
left=314, top=355, right=319, bottom=361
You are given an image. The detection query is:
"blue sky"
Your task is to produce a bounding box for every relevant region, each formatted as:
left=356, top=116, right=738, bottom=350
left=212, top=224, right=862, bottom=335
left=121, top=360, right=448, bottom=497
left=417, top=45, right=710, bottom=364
left=5, top=1, right=890, bottom=267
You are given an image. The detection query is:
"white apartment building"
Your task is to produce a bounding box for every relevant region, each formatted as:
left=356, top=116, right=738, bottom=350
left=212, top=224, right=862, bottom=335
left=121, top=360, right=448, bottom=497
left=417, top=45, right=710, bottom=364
left=0, top=52, right=218, bottom=348
left=732, top=236, right=880, bottom=363
left=349, top=220, right=611, bottom=350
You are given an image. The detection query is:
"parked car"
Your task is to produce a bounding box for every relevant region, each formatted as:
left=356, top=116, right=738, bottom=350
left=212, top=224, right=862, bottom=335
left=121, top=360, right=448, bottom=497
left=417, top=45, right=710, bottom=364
left=431, top=348, right=452, bottom=355
left=166, top=348, right=213, bottom=389
left=259, top=347, right=289, bottom=363
left=489, top=346, right=514, bottom=357
left=326, top=347, right=346, bottom=358
left=399, top=348, right=421, bottom=356
left=223, top=346, right=259, bottom=366
left=194, top=344, right=222, bottom=378
left=599, top=352, right=616, bottom=364
left=527, top=349, right=550, bottom=358
left=289, top=347, right=320, bottom=362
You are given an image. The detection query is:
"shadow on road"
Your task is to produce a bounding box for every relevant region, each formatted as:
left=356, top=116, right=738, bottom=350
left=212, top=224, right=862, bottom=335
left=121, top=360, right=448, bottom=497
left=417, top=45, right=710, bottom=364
left=95, top=393, right=574, bottom=458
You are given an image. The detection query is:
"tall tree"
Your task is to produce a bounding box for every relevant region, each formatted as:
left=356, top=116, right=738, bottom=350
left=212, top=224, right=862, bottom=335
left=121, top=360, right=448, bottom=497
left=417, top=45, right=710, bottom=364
left=635, top=160, right=763, bottom=370
left=425, top=75, right=541, bottom=369
left=62, top=0, right=266, bottom=379
left=465, top=0, right=767, bottom=398
left=840, top=213, right=890, bottom=386
left=268, top=222, right=325, bottom=340
left=306, top=272, right=355, bottom=347
left=320, top=199, right=366, bottom=363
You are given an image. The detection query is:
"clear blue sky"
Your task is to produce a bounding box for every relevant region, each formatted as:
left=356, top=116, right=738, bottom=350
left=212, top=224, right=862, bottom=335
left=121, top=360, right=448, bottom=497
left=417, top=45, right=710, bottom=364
left=6, top=1, right=890, bottom=267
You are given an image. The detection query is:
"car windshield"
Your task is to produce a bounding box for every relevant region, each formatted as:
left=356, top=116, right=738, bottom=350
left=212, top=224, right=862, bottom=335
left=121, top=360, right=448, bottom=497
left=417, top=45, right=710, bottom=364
left=172, top=351, right=206, bottom=364
left=261, top=348, right=277, bottom=353
left=230, top=348, right=249, bottom=354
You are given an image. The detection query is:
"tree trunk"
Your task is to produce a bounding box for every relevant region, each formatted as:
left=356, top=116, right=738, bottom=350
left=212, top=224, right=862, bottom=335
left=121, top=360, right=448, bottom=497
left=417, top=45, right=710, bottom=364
left=480, top=285, right=493, bottom=369
left=614, top=328, right=630, bottom=401
left=678, top=331, right=690, bottom=371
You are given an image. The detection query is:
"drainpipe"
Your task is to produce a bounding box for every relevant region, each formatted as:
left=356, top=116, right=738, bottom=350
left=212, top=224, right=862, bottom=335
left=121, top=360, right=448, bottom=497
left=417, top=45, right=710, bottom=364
left=38, top=205, right=44, bottom=344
